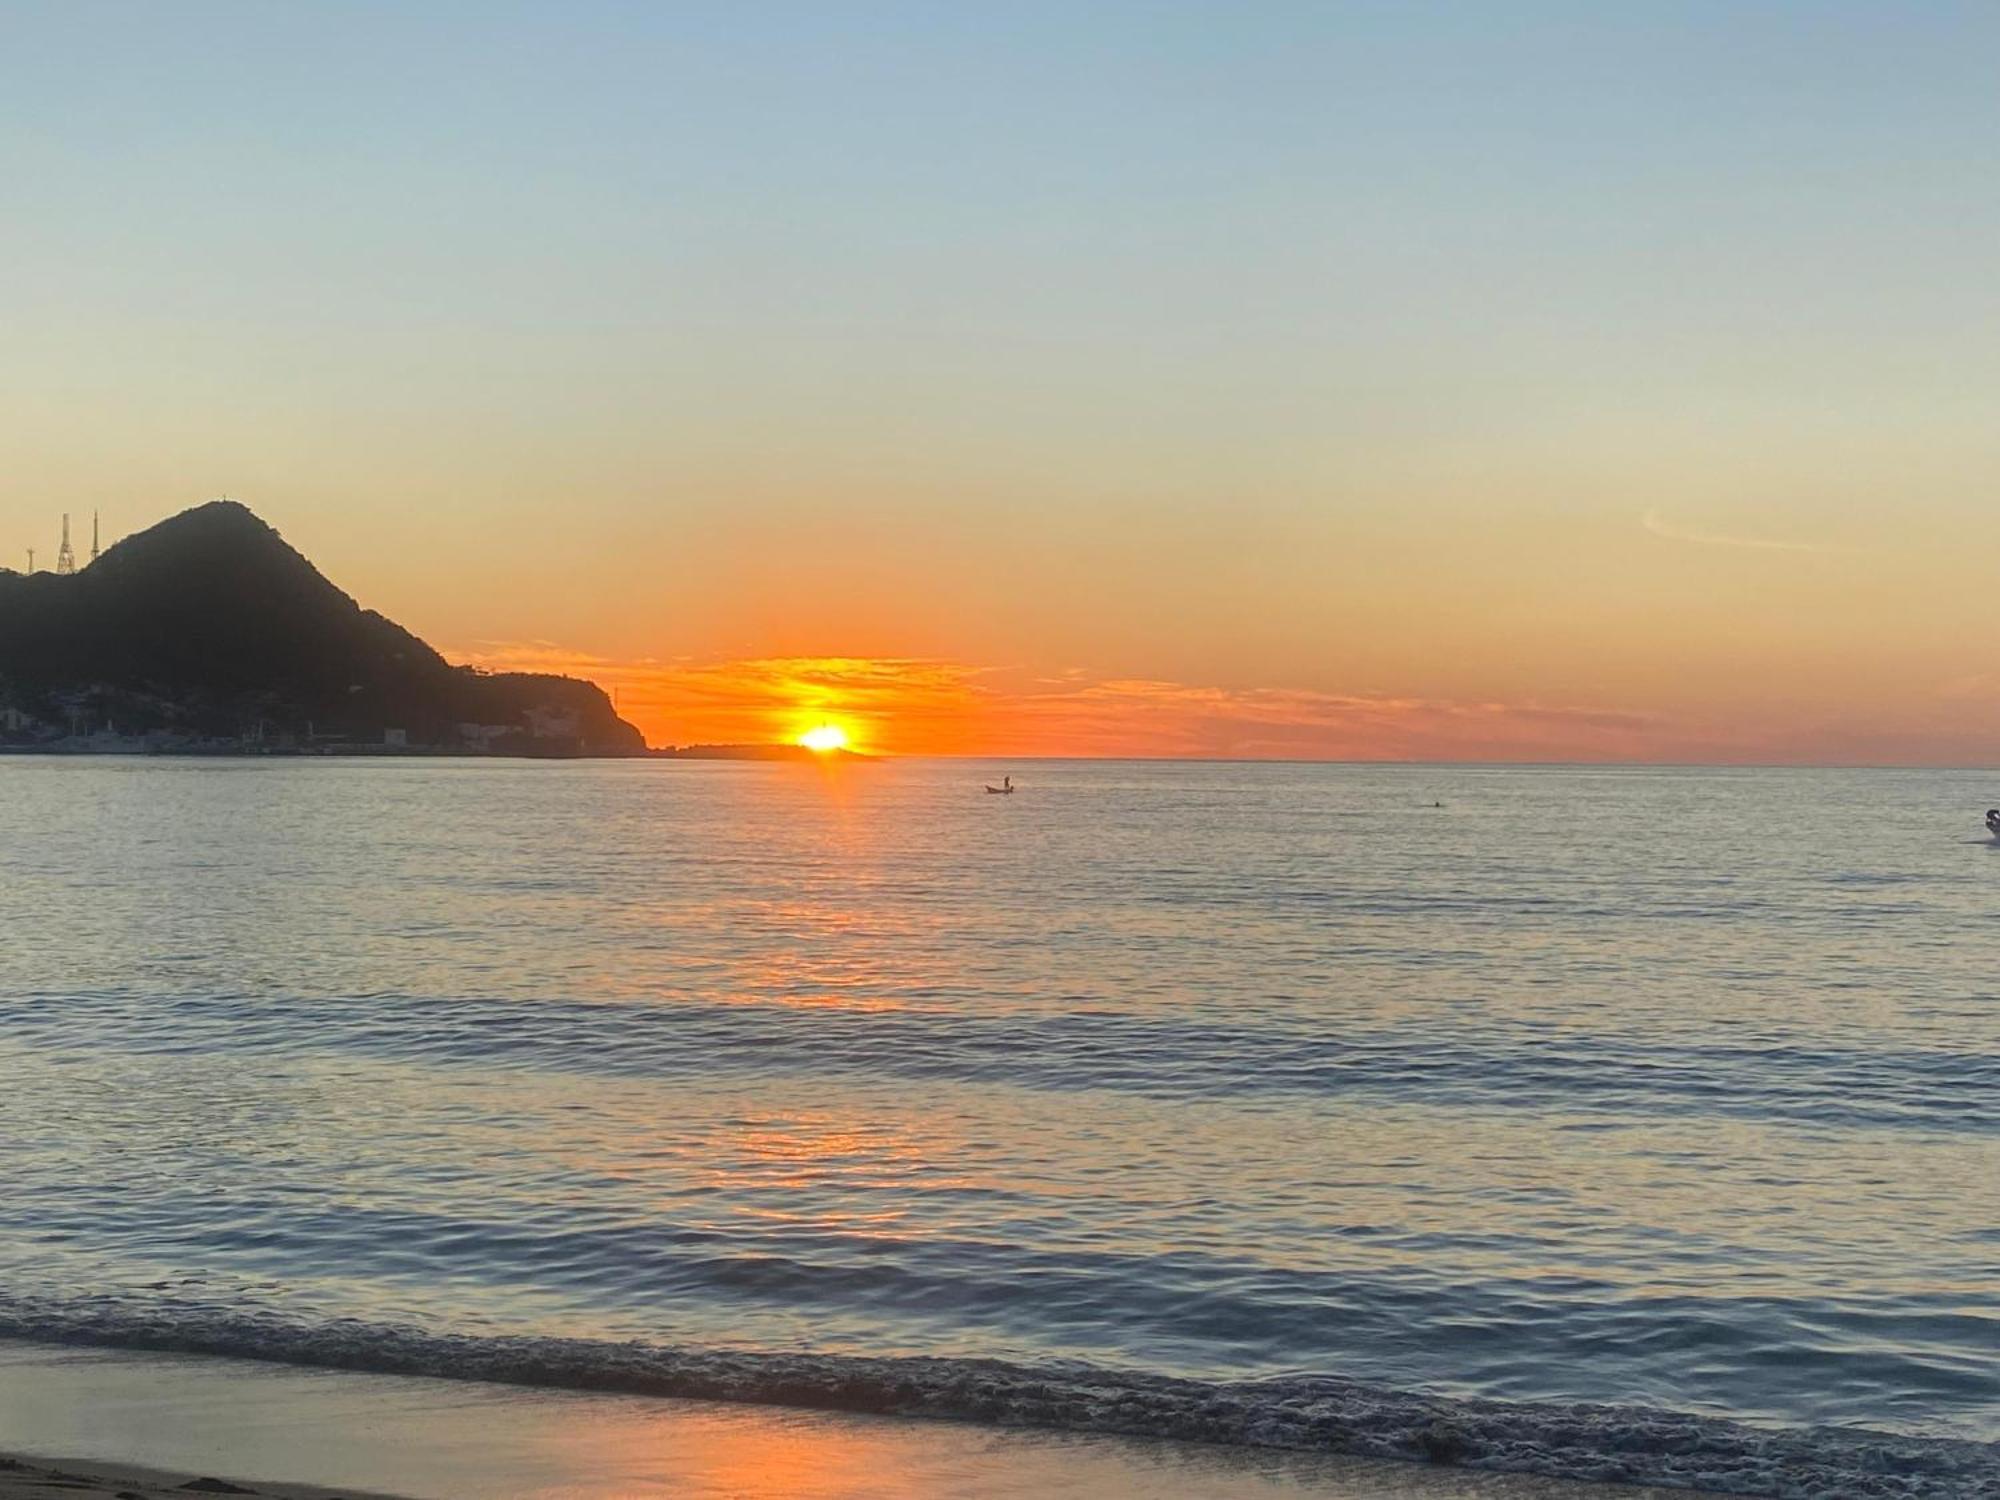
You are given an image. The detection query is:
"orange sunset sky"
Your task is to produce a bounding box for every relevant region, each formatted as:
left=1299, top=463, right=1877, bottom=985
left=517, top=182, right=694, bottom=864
left=7, top=5, right=2000, bottom=763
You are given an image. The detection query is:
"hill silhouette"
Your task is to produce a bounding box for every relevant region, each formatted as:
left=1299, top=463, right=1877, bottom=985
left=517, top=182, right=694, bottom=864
left=0, top=501, right=644, bottom=755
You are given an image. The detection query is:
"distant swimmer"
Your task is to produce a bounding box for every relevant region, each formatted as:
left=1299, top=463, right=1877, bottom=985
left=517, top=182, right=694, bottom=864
left=1986, top=808, right=2000, bottom=838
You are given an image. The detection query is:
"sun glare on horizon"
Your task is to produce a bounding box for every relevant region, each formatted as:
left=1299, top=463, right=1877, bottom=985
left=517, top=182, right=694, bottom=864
left=799, top=724, right=850, bottom=753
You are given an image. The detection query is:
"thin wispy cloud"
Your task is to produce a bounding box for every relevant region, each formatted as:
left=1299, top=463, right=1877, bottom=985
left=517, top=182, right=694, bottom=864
left=1641, top=509, right=1844, bottom=554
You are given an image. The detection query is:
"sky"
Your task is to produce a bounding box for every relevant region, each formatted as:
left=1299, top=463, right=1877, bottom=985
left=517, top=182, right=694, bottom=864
left=5, top=2, right=2000, bottom=759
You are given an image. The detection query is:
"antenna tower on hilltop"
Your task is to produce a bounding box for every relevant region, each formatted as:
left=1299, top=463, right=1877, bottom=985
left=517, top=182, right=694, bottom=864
left=90, top=511, right=99, bottom=565
left=55, top=514, right=76, bottom=575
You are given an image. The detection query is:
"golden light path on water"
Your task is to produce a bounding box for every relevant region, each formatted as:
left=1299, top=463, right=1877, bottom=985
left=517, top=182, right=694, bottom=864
left=0, top=758, right=1994, bottom=1500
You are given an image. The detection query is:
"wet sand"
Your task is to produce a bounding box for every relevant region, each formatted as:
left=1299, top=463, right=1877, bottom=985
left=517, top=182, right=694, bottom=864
left=0, top=1340, right=1717, bottom=1500
left=0, top=1451, right=392, bottom=1500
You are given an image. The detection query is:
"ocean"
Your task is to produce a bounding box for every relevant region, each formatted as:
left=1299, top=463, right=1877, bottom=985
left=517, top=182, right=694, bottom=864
left=1, top=757, right=1995, bottom=1497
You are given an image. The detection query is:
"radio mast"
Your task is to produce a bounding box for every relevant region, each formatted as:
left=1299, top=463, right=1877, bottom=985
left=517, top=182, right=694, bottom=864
left=90, top=511, right=100, bottom=565
left=55, top=514, right=76, bottom=575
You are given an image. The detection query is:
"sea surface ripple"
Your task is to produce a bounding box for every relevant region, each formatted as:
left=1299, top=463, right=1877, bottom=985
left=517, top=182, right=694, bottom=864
left=1, top=758, right=1995, bottom=1496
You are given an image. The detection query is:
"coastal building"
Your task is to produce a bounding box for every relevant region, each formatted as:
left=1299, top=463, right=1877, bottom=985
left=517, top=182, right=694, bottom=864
left=457, top=723, right=517, bottom=750
left=525, top=705, right=580, bottom=739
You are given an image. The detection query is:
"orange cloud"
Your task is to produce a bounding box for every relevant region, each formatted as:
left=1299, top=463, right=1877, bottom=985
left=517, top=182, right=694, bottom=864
left=448, top=642, right=1669, bottom=760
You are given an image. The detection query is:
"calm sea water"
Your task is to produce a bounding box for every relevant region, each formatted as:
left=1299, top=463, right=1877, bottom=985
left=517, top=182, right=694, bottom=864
left=1, top=759, right=1995, bottom=1494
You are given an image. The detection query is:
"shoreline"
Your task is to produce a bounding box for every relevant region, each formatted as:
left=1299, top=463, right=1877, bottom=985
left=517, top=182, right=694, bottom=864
left=0, top=1445, right=1706, bottom=1500
left=7, top=1307, right=1992, bottom=1498
left=0, top=1340, right=1723, bottom=1500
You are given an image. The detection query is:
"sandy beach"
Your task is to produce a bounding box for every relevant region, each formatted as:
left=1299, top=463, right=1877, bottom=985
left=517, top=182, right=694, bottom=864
left=0, top=1340, right=1720, bottom=1500
left=0, top=1452, right=393, bottom=1500
left=0, top=1444, right=1710, bottom=1500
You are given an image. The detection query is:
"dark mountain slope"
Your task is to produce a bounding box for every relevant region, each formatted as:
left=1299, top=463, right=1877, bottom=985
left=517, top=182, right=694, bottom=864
left=0, top=502, right=643, bottom=754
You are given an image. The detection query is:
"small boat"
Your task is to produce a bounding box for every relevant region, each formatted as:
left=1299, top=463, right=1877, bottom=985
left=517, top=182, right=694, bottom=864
left=986, top=776, right=1015, bottom=795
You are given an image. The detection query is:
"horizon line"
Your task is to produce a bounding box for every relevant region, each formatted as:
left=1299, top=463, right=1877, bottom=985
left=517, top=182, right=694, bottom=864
left=652, top=750, right=2000, bottom=772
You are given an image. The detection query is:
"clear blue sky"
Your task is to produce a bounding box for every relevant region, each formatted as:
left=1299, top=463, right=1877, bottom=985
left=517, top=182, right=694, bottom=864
left=5, top=3, right=1999, bottom=758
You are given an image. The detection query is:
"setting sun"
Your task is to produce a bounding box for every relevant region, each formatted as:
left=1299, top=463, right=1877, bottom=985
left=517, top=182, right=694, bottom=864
left=799, top=724, right=849, bottom=753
